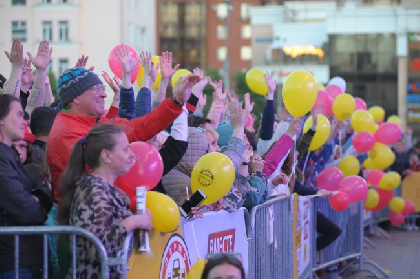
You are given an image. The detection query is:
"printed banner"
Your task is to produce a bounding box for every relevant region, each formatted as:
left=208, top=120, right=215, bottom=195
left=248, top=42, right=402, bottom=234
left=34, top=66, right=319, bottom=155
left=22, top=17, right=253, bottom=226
left=293, top=195, right=311, bottom=279
left=182, top=209, right=248, bottom=273
left=127, top=227, right=191, bottom=279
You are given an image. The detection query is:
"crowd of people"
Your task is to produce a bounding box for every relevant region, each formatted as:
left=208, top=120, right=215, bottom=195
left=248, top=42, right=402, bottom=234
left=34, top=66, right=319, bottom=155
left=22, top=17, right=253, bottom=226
left=0, top=38, right=417, bottom=279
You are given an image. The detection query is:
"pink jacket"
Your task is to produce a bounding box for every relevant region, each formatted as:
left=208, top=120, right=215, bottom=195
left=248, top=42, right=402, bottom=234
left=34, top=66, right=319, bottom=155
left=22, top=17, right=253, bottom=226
left=262, top=134, right=294, bottom=178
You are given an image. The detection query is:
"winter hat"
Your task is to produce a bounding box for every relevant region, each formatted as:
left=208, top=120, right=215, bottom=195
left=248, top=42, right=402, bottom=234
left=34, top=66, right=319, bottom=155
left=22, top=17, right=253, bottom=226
left=57, top=67, right=102, bottom=106
left=215, top=123, right=234, bottom=148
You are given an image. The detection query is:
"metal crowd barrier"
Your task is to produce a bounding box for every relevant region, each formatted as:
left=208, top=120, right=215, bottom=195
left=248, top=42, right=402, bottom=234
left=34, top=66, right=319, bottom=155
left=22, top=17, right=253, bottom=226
left=248, top=196, right=294, bottom=279
left=0, top=226, right=127, bottom=279
left=311, top=199, right=389, bottom=278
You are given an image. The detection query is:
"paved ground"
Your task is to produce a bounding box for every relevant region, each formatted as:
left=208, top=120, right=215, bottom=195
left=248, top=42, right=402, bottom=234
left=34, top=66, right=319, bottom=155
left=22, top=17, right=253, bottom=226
left=343, top=229, right=420, bottom=279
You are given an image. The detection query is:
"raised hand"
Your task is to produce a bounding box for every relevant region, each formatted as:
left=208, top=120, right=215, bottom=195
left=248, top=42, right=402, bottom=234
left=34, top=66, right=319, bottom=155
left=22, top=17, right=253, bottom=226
left=173, top=75, right=201, bottom=104
left=272, top=173, right=289, bottom=186
left=139, top=51, right=153, bottom=77
left=102, top=71, right=120, bottom=93
left=285, top=118, right=301, bottom=138
left=209, top=77, right=228, bottom=103
left=21, top=58, right=35, bottom=85
left=227, top=95, right=246, bottom=129
left=115, top=44, right=139, bottom=75
left=265, top=71, right=276, bottom=100
left=160, top=51, right=179, bottom=79
left=193, top=67, right=205, bottom=80
left=6, top=38, right=24, bottom=68
left=75, top=54, right=89, bottom=68
left=244, top=92, right=255, bottom=116
left=198, top=93, right=207, bottom=108
left=27, top=40, right=52, bottom=71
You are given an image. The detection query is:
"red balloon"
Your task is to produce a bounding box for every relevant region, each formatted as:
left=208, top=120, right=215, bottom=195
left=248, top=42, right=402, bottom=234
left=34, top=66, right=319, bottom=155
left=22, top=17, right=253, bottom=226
left=375, top=123, right=402, bottom=145
left=402, top=200, right=416, bottom=215
left=330, top=191, right=351, bottom=211
left=389, top=211, right=405, bottom=226
left=354, top=98, right=367, bottom=111
left=371, top=188, right=394, bottom=211
left=129, top=195, right=137, bottom=213
left=108, top=44, right=140, bottom=83
left=338, top=175, right=368, bottom=203
left=115, top=142, right=163, bottom=193
left=317, top=167, right=344, bottom=191
left=364, top=170, right=384, bottom=186
left=325, top=84, right=344, bottom=100
left=352, top=131, right=375, bottom=153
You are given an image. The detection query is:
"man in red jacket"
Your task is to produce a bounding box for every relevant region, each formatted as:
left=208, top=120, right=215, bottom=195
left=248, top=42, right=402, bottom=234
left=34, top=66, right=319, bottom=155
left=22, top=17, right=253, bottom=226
left=47, top=67, right=194, bottom=201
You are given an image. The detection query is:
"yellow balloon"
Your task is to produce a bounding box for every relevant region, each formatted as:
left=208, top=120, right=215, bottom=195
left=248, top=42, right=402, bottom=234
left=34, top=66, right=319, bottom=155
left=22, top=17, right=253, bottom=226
left=351, top=110, right=375, bottom=133
left=186, top=258, right=207, bottom=279
left=362, top=157, right=382, bottom=170
left=389, top=197, right=405, bottom=213
left=137, top=55, right=161, bottom=90
left=303, top=115, right=331, bottom=151
left=146, top=191, right=180, bottom=233
left=171, top=69, right=192, bottom=88
left=191, top=152, right=235, bottom=205
left=282, top=71, right=317, bottom=118
left=333, top=93, right=356, bottom=121
left=387, top=115, right=401, bottom=126
left=338, top=156, right=360, bottom=177
left=364, top=189, right=379, bottom=209
left=245, top=68, right=268, bottom=96
left=378, top=171, right=401, bottom=190
left=368, top=106, right=385, bottom=122
left=369, top=143, right=396, bottom=169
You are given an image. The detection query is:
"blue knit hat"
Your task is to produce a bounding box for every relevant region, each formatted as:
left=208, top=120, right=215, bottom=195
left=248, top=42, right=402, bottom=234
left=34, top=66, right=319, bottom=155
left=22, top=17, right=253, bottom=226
left=57, top=67, right=102, bottom=106
left=215, top=123, right=234, bottom=148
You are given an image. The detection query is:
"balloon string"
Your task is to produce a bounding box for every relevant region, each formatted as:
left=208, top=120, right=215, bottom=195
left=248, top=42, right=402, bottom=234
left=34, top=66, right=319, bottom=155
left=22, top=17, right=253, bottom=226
left=302, top=152, right=310, bottom=174
left=191, top=222, right=201, bottom=259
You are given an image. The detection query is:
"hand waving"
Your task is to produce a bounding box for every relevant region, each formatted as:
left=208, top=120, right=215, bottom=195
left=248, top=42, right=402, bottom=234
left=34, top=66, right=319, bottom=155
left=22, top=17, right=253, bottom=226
left=160, top=51, right=179, bottom=79
left=27, top=40, right=52, bottom=71
left=116, top=44, right=139, bottom=75
left=6, top=38, right=24, bottom=68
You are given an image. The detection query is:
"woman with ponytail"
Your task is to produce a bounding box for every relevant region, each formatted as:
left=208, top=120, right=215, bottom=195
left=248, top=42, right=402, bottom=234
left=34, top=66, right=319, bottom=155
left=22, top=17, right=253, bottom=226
left=58, top=124, right=152, bottom=278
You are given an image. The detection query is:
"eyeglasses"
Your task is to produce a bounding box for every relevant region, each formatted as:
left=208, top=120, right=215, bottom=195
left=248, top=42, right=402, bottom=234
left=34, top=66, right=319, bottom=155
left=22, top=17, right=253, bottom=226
left=205, top=253, right=242, bottom=262
left=90, top=84, right=106, bottom=94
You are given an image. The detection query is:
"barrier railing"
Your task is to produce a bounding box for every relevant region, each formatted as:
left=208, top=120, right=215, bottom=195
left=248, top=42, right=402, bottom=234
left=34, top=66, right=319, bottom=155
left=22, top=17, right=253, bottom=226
left=0, top=226, right=126, bottom=279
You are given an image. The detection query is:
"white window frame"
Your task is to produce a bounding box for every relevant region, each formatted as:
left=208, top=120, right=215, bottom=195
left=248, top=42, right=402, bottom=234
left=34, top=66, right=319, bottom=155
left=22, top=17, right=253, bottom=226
left=58, top=21, right=69, bottom=42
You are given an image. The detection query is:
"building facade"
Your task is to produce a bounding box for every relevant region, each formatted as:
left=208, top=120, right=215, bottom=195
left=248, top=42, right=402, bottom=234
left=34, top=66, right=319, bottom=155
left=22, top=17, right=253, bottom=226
left=250, top=0, right=420, bottom=130
left=0, top=0, right=157, bottom=107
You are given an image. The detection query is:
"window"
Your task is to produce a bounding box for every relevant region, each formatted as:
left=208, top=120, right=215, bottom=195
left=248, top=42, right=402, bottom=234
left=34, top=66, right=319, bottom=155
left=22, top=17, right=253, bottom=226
left=42, top=0, right=51, bottom=4
left=241, top=25, right=252, bottom=39
left=11, top=0, right=25, bottom=5
left=135, top=26, right=144, bottom=48
left=58, top=0, right=68, bottom=3
left=42, top=21, right=52, bottom=41
left=217, top=46, right=227, bottom=61
left=241, top=46, right=252, bottom=60
left=241, top=3, right=250, bottom=20
left=59, top=59, right=69, bottom=75
left=216, top=3, right=228, bottom=19
left=58, top=21, right=69, bottom=42
left=217, top=25, right=227, bottom=39
left=12, top=21, right=27, bottom=42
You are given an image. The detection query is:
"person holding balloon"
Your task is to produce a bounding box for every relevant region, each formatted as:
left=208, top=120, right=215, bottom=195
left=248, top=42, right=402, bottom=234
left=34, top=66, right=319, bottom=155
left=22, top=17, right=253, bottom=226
left=58, top=124, right=153, bottom=278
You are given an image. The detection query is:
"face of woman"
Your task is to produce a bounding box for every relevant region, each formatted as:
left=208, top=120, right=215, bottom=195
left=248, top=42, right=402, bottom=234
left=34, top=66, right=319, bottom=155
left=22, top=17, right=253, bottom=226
left=207, top=263, right=242, bottom=279
left=0, top=101, right=26, bottom=145
left=106, top=133, right=135, bottom=177
left=13, top=140, right=28, bottom=163
left=206, top=132, right=221, bottom=153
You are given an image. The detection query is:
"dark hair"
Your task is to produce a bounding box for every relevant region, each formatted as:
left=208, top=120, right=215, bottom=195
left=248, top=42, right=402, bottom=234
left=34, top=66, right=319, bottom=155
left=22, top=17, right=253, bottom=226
left=58, top=124, right=124, bottom=225
left=24, top=111, right=30, bottom=121
left=25, top=163, right=49, bottom=184
left=201, top=254, right=245, bottom=279
left=0, top=94, right=19, bottom=121
left=245, top=130, right=257, bottom=151
left=188, top=115, right=212, bottom=128
left=30, top=107, right=57, bottom=136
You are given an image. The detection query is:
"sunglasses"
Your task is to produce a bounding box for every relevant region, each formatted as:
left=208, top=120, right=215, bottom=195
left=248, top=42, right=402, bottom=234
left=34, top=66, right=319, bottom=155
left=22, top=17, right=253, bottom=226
left=206, top=252, right=242, bottom=262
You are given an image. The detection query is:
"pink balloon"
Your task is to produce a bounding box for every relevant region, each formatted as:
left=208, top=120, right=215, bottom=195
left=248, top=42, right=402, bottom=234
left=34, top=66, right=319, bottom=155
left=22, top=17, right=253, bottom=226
left=338, top=175, right=368, bottom=203
left=316, top=167, right=344, bottom=191
left=314, top=90, right=327, bottom=108
left=371, top=189, right=394, bottom=211
left=365, top=170, right=384, bottom=186
left=330, top=191, right=351, bottom=211
left=376, top=119, right=384, bottom=125
left=115, top=142, right=164, bottom=192
left=108, top=44, right=140, bottom=83
left=402, top=200, right=416, bottom=215
left=325, top=84, right=344, bottom=100
left=354, top=98, right=367, bottom=111
left=389, top=211, right=405, bottom=226
left=375, top=123, right=402, bottom=145
left=324, top=94, right=334, bottom=116
left=352, top=131, right=375, bottom=153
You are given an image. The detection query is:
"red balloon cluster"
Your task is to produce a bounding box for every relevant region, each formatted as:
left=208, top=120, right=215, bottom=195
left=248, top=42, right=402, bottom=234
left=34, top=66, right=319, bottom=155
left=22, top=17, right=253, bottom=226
left=330, top=192, right=350, bottom=211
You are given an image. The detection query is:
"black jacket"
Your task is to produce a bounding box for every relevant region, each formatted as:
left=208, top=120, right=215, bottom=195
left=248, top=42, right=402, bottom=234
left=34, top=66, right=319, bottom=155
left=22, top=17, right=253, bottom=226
left=0, top=142, right=53, bottom=271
